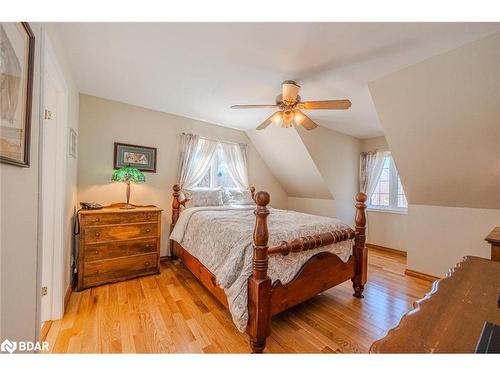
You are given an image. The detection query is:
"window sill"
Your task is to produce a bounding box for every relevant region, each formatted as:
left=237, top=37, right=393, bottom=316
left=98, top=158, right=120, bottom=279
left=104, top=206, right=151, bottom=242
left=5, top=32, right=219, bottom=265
left=367, top=207, right=408, bottom=215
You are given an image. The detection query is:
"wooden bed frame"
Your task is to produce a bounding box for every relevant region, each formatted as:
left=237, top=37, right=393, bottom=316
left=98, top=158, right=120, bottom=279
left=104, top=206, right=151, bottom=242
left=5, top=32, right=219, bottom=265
left=170, top=184, right=367, bottom=353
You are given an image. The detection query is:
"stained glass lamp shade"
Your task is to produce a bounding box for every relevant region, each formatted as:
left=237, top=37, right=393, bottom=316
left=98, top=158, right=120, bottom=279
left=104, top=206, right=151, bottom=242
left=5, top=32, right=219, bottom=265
left=111, top=166, right=145, bottom=209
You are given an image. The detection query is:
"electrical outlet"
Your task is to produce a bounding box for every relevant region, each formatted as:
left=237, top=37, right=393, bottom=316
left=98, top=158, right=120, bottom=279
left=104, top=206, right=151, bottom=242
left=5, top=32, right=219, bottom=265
left=41, top=286, right=48, bottom=296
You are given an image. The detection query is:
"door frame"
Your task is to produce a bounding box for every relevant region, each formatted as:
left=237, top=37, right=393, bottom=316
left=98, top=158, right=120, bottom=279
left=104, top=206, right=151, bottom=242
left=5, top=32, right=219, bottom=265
left=37, top=29, right=69, bottom=325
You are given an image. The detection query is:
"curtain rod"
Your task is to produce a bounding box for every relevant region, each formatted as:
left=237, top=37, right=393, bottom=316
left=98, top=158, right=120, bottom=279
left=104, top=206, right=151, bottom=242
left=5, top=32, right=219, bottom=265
left=181, top=132, right=248, bottom=147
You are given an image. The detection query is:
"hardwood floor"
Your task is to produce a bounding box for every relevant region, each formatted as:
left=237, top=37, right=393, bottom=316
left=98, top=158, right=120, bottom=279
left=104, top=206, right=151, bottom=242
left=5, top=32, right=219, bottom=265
left=45, top=248, right=432, bottom=353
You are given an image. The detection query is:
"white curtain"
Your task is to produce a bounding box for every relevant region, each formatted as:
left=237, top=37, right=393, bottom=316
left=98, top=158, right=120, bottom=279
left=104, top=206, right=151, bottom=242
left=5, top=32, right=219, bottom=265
left=220, top=142, right=249, bottom=190
left=360, top=151, right=389, bottom=198
left=177, top=134, right=218, bottom=189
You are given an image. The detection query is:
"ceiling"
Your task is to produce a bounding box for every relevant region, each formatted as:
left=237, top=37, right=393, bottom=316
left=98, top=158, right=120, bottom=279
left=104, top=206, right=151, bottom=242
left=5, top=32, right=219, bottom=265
left=57, top=23, right=500, bottom=138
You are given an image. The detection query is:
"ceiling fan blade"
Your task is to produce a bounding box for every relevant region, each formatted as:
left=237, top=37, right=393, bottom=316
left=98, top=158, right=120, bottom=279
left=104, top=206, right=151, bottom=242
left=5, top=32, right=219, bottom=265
left=256, top=111, right=281, bottom=130
left=282, top=80, right=300, bottom=104
left=299, top=99, right=352, bottom=110
left=294, top=110, right=318, bottom=130
left=230, top=104, right=279, bottom=109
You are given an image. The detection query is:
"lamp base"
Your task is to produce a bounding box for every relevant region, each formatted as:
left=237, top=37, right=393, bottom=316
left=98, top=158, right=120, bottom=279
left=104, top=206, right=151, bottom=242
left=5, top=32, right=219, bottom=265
left=120, top=204, right=135, bottom=210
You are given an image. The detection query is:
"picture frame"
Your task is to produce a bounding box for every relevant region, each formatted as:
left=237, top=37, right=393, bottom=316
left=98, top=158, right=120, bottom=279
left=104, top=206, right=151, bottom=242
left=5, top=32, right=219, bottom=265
left=69, top=128, right=77, bottom=158
left=0, top=22, right=35, bottom=167
left=114, top=142, right=157, bottom=173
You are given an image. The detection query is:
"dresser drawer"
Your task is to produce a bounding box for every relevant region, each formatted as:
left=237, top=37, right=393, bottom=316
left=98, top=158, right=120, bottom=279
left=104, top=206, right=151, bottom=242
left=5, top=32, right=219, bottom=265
left=84, top=238, right=158, bottom=262
left=83, top=211, right=159, bottom=226
left=84, top=222, right=158, bottom=243
left=83, top=253, right=158, bottom=286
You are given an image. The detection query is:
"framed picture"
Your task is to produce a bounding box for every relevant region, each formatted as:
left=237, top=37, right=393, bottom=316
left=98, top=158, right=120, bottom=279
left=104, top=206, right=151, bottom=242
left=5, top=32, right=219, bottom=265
left=114, top=142, right=157, bottom=173
left=69, top=128, right=77, bottom=158
left=0, top=22, right=35, bottom=167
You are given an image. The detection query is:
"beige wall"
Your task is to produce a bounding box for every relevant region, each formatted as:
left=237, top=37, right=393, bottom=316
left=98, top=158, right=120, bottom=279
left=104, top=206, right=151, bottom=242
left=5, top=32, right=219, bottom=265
left=360, top=136, right=409, bottom=251
left=296, top=125, right=361, bottom=225
left=369, top=32, right=500, bottom=210
left=78, top=95, right=287, bottom=256
left=288, top=197, right=336, bottom=218
left=246, top=126, right=332, bottom=200
left=247, top=124, right=361, bottom=225
left=360, top=136, right=388, bottom=152
left=366, top=211, right=408, bottom=251
left=0, top=23, right=79, bottom=343
left=369, top=33, right=500, bottom=275
left=408, top=205, right=500, bottom=276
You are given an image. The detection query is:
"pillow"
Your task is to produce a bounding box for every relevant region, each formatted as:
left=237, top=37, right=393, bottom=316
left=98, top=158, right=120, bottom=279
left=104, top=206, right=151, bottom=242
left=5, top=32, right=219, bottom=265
left=223, top=188, right=254, bottom=205
left=183, top=188, right=224, bottom=208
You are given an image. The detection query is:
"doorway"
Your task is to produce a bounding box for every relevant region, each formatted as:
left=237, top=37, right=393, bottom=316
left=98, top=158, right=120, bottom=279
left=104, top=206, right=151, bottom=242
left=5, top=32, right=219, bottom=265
left=39, top=32, right=69, bottom=325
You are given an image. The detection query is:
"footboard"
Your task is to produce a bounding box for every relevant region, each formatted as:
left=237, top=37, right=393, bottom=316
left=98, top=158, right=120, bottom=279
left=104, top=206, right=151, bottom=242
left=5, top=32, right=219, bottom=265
left=247, top=191, right=367, bottom=353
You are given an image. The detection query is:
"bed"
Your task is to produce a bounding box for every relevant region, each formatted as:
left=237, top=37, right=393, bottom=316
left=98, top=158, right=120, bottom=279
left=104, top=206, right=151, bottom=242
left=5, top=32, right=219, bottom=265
left=169, top=184, right=367, bottom=353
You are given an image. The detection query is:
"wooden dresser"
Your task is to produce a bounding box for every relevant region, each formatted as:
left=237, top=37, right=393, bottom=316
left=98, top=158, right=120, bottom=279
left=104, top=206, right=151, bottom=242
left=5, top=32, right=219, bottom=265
left=370, top=256, right=500, bottom=353
left=485, top=227, right=500, bottom=261
left=77, top=205, right=162, bottom=291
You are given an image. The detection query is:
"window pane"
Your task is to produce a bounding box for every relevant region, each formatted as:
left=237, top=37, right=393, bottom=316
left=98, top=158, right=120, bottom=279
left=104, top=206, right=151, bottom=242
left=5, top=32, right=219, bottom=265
left=380, top=181, right=389, bottom=194
left=369, top=155, right=407, bottom=210
left=380, top=168, right=390, bottom=181
left=379, top=194, right=389, bottom=206
left=214, top=149, right=236, bottom=188
left=196, top=167, right=211, bottom=188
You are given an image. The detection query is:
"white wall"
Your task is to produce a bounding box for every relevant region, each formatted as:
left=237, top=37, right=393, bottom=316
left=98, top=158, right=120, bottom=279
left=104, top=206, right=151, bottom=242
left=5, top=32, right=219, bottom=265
left=77, top=95, right=288, bottom=256
left=0, top=23, right=79, bottom=343
left=43, top=24, right=80, bottom=300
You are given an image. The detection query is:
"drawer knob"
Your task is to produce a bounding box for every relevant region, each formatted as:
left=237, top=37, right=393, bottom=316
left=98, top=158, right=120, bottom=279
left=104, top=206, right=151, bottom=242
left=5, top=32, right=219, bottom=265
left=95, top=217, right=100, bottom=222
left=145, top=244, right=150, bottom=249
left=94, top=250, right=99, bottom=254
left=146, top=214, right=152, bottom=220
left=145, top=228, right=151, bottom=233
left=95, top=232, right=101, bottom=237
left=145, top=261, right=150, bottom=266
left=94, top=270, right=99, bottom=275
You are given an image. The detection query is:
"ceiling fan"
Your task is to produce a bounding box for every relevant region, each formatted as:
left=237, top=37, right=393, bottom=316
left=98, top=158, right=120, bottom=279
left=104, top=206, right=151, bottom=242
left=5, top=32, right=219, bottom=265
left=230, top=80, right=351, bottom=130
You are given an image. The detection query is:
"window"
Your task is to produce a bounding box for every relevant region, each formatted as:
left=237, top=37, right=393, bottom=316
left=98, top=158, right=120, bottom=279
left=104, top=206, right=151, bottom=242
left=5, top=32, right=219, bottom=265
left=369, top=155, right=408, bottom=211
left=195, top=145, right=237, bottom=188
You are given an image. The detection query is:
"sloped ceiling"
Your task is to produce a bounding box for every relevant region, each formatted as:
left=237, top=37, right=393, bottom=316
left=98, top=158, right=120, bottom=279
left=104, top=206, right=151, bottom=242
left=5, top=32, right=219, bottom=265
left=56, top=23, right=500, bottom=139
left=369, top=32, right=500, bottom=209
left=247, top=126, right=332, bottom=199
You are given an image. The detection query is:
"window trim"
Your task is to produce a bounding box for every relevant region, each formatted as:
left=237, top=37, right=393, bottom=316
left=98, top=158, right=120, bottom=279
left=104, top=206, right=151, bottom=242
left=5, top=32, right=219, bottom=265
left=368, top=155, right=408, bottom=213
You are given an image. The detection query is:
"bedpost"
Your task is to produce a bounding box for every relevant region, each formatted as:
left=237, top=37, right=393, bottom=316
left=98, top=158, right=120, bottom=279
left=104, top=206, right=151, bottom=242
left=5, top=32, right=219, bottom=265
left=250, top=186, right=256, bottom=201
left=352, top=192, right=368, bottom=298
left=247, top=191, right=272, bottom=353
left=171, top=184, right=182, bottom=257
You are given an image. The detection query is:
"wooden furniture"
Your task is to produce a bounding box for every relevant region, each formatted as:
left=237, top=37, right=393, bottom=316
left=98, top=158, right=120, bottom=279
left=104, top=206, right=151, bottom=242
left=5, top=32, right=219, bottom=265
left=77, top=204, right=162, bottom=291
left=485, top=227, right=500, bottom=261
left=170, top=184, right=367, bottom=353
left=370, top=256, right=500, bottom=353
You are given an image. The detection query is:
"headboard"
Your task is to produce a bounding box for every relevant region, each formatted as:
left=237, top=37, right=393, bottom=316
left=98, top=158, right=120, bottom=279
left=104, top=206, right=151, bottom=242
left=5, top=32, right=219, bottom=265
left=170, top=184, right=256, bottom=229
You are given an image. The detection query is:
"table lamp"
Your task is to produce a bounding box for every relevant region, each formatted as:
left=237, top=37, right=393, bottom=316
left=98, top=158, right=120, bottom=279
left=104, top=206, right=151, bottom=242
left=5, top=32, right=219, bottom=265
left=111, top=165, right=145, bottom=209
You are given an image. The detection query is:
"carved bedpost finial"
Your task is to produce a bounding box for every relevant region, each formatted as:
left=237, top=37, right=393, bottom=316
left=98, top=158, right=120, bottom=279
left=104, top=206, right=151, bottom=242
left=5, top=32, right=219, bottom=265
left=250, top=186, right=256, bottom=201
left=355, top=192, right=367, bottom=232
left=172, top=184, right=181, bottom=226
left=352, top=192, right=367, bottom=298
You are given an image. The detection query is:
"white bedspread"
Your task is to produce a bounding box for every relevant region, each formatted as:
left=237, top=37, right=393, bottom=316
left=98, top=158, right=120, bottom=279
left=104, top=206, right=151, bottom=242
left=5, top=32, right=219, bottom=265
left=170, top=205, right=353, bottom=332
